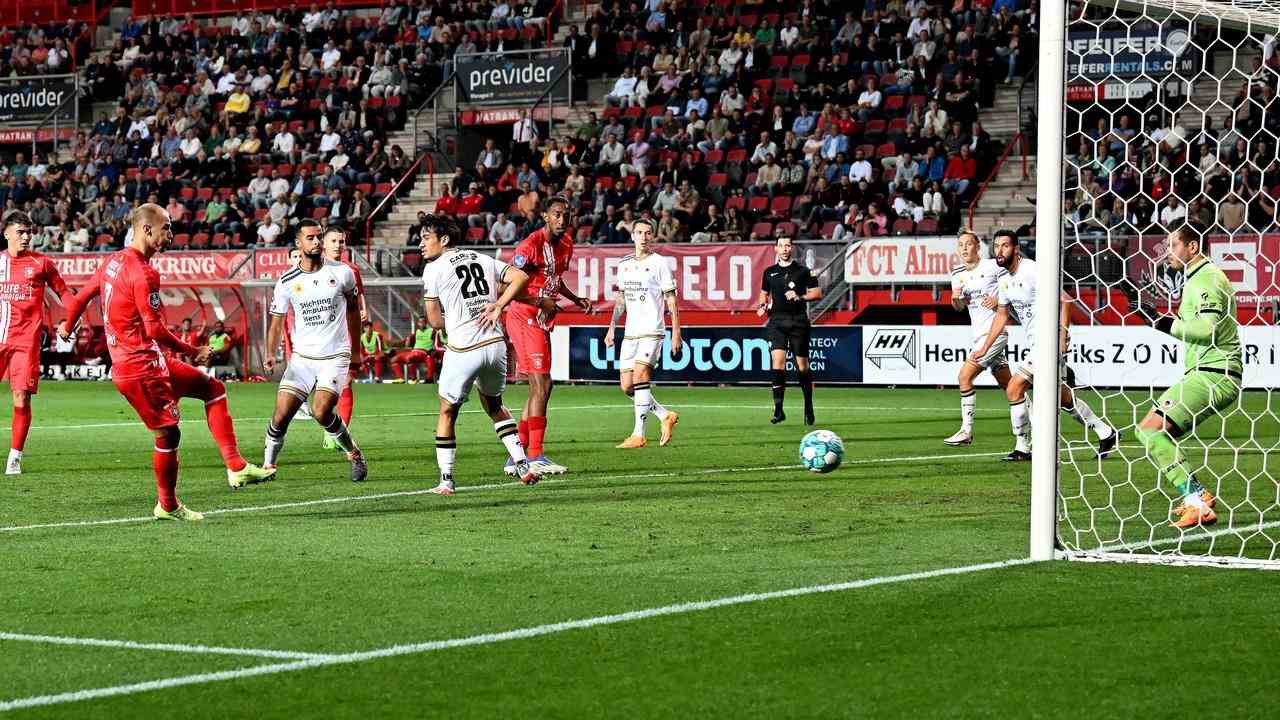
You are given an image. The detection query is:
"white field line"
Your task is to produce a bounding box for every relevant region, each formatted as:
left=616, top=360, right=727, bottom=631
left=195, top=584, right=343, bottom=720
left=0, top=632, right=332, bottom=661
left=0, top=557, right=1036, bottom=713
left=8, top=402, right=979, bottom=433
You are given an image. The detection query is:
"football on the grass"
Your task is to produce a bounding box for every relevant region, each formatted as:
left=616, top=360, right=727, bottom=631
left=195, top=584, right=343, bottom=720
left=799, top=430, right=844, bottom=473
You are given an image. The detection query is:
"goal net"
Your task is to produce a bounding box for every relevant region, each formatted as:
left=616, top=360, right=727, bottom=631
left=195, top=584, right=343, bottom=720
left=1040, top=0, right=1280, bottom=567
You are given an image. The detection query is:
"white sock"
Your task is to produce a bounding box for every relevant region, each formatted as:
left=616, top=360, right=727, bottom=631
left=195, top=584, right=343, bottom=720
left=1010, top=399, right=1031, bottom=451
left=632, top=383, right=651, bottom=437
left=649, top=388, right=670, bottom=421
left=435, top=436, right=456, bottom=479
left=960, top=390, right=976, bottom=433
left=495, top=418, right=527, bottom=463
left=1067, top=397, right=1112, bottom=439
left=264, top=422, right=287, bottom=467
left=8, top=448, right=21, bottom=462
left=320, top=414, right=356, bottom=453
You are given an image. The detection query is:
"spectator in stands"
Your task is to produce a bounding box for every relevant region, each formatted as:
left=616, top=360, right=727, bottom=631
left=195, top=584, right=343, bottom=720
left=608, top=67, right=640, bottom=107
left=598, top=135, right=625, bottom=177
left=475, top=139, right=505, bottom=184
left=942, top=146, right=977, bottom=196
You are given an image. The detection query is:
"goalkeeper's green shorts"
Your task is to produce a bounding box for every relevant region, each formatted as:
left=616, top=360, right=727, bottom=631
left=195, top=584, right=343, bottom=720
left=1154, top=369, right=1241, bottom=435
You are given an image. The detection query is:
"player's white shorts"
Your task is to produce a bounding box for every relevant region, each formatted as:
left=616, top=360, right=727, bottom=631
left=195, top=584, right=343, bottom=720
left=619, top=336, right=663, bottom=371
left=968, top=334, right=1009, bottom=370
left=438, top=341, right=507, bottom=406
left=1014, top=357, right=1073, bottom=386
left=280, top=353, right=351, bottom=399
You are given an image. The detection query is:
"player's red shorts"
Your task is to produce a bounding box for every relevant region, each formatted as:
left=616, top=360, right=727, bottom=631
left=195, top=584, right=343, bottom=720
left=0, top=344, right=41, bottom=394
left=114, top=361, right=217, bottom=430
left=507, top=315, right=551, bottom=375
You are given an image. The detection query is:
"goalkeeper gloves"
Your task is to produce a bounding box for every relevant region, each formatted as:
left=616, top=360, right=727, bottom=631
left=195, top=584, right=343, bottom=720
left=1136, top=299, right=1176, bottom=334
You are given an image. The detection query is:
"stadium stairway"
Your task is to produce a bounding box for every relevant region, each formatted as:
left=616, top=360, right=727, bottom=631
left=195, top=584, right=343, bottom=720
left=969, top=80, right=1037, bottom=236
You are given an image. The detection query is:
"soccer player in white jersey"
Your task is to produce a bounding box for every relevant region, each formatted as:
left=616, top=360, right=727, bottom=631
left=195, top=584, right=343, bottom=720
left=419, top=214, right=541, bottom=494
left=605, top=218, right=683, bottom=448
left=261, top=219, right=368, bottom=481
left=944, top=231, right=1013, bottom=446
left=973, top=232, right=1117, bottom=461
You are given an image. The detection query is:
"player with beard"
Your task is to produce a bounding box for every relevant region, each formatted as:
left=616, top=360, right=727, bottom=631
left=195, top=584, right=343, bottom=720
left=756, top=236, right=822, bottom=425
left=974, top=232, right=1117, bottom=461
left=261, top=219, right=367, bottom=482
left=503, top=196, right=592, bottom=475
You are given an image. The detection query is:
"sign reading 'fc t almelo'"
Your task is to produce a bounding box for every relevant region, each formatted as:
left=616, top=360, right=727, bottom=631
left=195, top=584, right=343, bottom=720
left=455, top=49, right=570, bottom=106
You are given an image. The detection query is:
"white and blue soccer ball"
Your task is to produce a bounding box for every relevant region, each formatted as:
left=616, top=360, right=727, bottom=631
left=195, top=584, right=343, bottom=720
left=799, top=430, right=844, bottom=473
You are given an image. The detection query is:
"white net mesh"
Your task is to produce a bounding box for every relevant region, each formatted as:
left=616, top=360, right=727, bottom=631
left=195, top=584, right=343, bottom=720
left=1056, top=0, right=1280, bottom=566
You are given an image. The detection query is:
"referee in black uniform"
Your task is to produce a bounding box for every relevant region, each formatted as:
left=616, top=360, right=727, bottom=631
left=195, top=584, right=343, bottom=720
left=756, top=236, right=823, bottom=425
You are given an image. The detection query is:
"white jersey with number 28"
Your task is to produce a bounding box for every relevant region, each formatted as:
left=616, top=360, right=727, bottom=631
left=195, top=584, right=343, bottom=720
left=422, top=249, right=512, bottom=350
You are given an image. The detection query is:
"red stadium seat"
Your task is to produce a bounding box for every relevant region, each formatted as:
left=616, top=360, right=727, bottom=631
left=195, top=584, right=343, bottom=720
left=725, top=196, right=746, bottom=212
left=254, top=208, right=269, bottom=221
left=726, top=149, right=748, bottom=165
left=191, top=233, right=210, bottom=248
left=375, top=183, right=393, bottom=196
left=754, top=78, right=774, bottom=95
left=750, top=222, right=774, bottom=238
left=876, top=143, right=897, bottom=158
left=769, top=196, right=792, bottom=216
left=739, top=14, right=758, bottom=28
left=707, top=173, right=728, bottom=188
left=95, top=233, right=114, bottom=248
left=791, top=54, right=811, bottom=68
left=466, top=227, right=486, bottom=243
left=356, top=183, right=373, bottom=195
left=622, top=175, right=639, bottom=190
left=888, top=117, right=908, bottom=134
left=312, top=207, right=327, bottom=219
left=866, top=119, right=887, bottom=136
left=210, top=233, right=230, bottom=249
left=196, top=187, right=214, bottom=201
left=576, top=226, right=592, bottom=242
left=277, top=164, right=293, bottom=177
left=171, top=233, right=190, bottom=248
left=180, top=187, right=196, bottom=200
left=623, top=106, right=643, bottom=122
left=857, top=143, right=877, bottom=158
left=909, top=94, right=928, bottom=109
left=892, top=219, right=916, bottom=236
left=916, top=218, right=940, bottom=234
left=880, top=73, right=897, bottom=87
left=884, top=95, right=905, bottom=114
left=775, top=221, right=797, bottom=237
left=596, top=176, right=615, bottom=190
left=747, top=195, right=769, bottom=213
left=819, top=221, right=838, bottom=238
left=705, top=149, right=725, bottom=167
left=770, top=55, right=790, bottom=74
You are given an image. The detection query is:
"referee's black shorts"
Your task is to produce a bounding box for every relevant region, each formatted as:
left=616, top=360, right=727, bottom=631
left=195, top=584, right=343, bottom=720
left=766, top=318, right=811, bottom=357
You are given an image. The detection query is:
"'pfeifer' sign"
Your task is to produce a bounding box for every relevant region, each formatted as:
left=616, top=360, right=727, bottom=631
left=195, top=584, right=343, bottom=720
left=1066, top=26, right=1197, bottom=80
left=455, top=50, right=570, bottom=106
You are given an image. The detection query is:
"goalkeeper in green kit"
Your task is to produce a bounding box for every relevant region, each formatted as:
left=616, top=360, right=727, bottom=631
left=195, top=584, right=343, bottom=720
left=1138, top=226, right=1242, bottom=529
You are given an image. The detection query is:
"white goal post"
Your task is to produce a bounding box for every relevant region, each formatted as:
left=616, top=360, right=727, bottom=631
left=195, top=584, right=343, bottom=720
left=1033, top=0, right=1280, bottom=567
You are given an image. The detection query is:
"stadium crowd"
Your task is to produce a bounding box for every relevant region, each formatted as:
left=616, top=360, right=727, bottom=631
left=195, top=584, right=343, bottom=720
left=0, top=0, right=563, bottom=252
left=423, top=0, right=1036, bottom=245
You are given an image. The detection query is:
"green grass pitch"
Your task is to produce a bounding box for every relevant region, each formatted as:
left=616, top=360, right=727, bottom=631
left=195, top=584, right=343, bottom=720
left=1, top=382, right=1278, bottom=717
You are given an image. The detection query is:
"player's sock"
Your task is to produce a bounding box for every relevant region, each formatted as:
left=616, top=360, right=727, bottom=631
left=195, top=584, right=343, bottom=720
left=153, top=435, right=180, bottom=512
left=798, top=370, right=814, bottom=409
left=435, top=435, right=456, bottom=478
left=264, top=421, right=288, bottom=467
left=771, top=369, right=786, bottom=411
left=648, top=386, right=670, bottom=421
left=960, top=390, right=976, bottom=433
left=518, top=419, right=530, bottom=451
left=319, top=414, right=357, bottom=454
left=527, top=416, right=547, bottom=458
left=204, top=393, right=247, bottom=472
left=1009, top=399, right=1031, bottom=451
left=495, top=419, right=527, bottom=462
left=631, top=382, right=651, bottom=437
left=10, top=405, right=31, bottom=452
left=1065, top=398, right=1112, bottom=438
left=1137, top=425, right=1201, bottom=497
left=337, top=385, right=354, bottom=425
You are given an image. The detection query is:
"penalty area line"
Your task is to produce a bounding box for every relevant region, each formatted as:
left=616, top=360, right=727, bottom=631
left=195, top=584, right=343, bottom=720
left=0, top=557, right=1036, bottom=713
left=0, top=632, right=332, bottom=661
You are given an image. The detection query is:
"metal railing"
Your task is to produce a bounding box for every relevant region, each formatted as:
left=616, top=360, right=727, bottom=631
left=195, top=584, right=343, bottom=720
left=966, top=132, right=1030, bottom=231
left=30, top=81, right=82, bottom=160
left=363, top=151, right=435, bottom=258
left=525, top=62, right=574, bottom=138
left=808, top=239, right=863, bottom=322
left=1017, top=59, right=1039, bottom=136
left=410, top=67, right=458, bottom=171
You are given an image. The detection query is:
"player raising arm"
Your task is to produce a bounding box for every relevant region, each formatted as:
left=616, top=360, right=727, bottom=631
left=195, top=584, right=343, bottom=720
left=420, top=214, right=540, bottom=494
left=0, top=211, right=76, bottom=475
left=59, top=204, right=274, bottom=519
left=974, top=232, right=1116, bottom=462
left=1137, top=226, right=1242, bottom=528
left=605, top=218, right=682, bottom=448
left=944, top=230, right=1013, bottom=446
left=261, top=219, right=367, bottom=482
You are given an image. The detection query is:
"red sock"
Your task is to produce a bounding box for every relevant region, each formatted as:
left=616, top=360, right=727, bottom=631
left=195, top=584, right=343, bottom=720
left=527, top=416, right=547, bottom=458
left=153, top=434, right=180, bottom=511
left=11, top=405, right=31, bottom=452
left=338, top=385, right=354, bottom=425
left=204, top=397, right=246, bottom=472
left=518, top=419, right=529, bottom=451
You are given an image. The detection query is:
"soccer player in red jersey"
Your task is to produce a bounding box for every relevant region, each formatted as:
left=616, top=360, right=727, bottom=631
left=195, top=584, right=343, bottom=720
left=504, top=196, right=592, bottom=475
left=60, top=204, right=274, bottom=520
left=321, top=226, right=366, bottom=446
left=0, top=211, right=75, bottom=475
